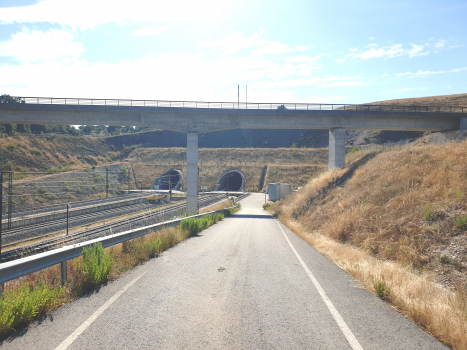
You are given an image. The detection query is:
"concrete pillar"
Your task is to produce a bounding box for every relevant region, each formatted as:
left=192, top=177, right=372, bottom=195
left=329, top=128, right=346, bottom=170
left=460, top=116, right=467, bottom=130
left=186, top=132, right=198, bottom=214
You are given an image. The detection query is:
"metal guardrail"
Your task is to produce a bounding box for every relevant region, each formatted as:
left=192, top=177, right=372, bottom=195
left=2, top=96, right=466, bottom=113
left=0, top=206, right=237, bottom=284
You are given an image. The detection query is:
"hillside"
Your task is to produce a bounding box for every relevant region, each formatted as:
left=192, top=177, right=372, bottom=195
left=1, top=141, right=328, bottom=211
left=270, top=140, right=467, bottom=348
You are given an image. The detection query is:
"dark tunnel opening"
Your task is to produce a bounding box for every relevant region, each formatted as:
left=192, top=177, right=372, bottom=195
left=151, top=170, right=183, bottom=190
left=217, top=171, right=244, bottom=191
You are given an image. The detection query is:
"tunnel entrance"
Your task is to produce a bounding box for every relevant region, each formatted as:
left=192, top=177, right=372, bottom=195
left=151, top=169, right=183, bottom=190
left=216, top=170, right=245, bottom=192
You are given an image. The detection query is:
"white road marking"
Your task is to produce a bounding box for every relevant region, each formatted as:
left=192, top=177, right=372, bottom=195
left=275, top=220, right=364, bottom=350
left=55, top=271, right=147, bottom=350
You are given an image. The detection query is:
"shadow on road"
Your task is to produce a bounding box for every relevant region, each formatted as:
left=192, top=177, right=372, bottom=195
left=228, top=214, right=273, bottom=219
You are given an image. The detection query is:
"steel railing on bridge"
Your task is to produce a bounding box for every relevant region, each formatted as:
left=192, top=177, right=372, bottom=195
left=2, top=96, right=466, bottom=113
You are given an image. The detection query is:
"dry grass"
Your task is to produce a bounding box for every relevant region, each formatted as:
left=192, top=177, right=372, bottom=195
left=271, top=140, right=467, bottom=349
left=370, top=93, right=467, bottom=107
left=279, top=218, right=467, bottom=349
left=199, top=198, right=233, bottom=214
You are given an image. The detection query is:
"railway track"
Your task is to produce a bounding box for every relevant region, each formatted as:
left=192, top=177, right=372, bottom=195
left=2, top=201, right=161, bottom=245
left=5, top=193, right=149, bottom=219
left=1, top=194, right=227, bottom=262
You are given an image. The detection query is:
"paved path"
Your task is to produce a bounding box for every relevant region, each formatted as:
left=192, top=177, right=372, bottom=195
left=1, top=194, right=446, bottom=349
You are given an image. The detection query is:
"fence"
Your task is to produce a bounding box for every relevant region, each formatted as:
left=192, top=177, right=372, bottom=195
left=3, top=96, right=467, bottom=113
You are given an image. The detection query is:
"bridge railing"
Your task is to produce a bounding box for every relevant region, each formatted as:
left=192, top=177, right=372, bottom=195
left=3, top=96, right=466, bottom=113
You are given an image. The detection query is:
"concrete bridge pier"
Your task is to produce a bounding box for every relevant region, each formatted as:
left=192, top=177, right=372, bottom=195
left=329, top=128, right=346, bottom=170
left=461, top=116, right=467, bottom=129
left=186, top=132, right=199, bottom=213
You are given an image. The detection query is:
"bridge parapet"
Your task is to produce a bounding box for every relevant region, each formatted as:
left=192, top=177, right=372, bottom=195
left=2, top=96, right=467, bottom=114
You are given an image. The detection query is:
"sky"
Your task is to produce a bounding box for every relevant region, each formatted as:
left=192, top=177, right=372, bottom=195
left=0, top=0, right=466, bottom=105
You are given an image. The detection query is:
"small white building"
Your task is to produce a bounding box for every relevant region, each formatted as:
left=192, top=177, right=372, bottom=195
left=267, top=182, right=292, bottom=202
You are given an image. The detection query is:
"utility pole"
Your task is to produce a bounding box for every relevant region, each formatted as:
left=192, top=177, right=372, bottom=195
left=7, top=173, right=12, bottom=230
left=106, top=168, right=109, bottom=198
left=66, top=204, right=70, bottom=235
left=238, top=84, right=239, bottom=109
left=169, top=177, right=172, bottom=201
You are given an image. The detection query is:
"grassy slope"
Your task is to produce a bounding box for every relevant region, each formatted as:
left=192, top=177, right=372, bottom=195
left=270, top=141, right=467, bottom=348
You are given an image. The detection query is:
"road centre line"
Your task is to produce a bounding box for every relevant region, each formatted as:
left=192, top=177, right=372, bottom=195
left=55, top=271, right=147, bottom=350
left=275, top=220, right=364, bottom=350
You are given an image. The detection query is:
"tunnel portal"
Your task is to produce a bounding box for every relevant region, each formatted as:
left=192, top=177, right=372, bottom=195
left=216, top=170, right=245, bottom=192
left=151, top=169, right=183, bottom=190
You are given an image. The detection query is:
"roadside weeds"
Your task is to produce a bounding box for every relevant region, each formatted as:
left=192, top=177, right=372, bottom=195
left=0, top=204, right=240, bottom=340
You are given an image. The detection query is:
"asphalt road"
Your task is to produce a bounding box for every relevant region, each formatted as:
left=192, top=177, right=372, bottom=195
left=1, top=194, right=446, bottom=349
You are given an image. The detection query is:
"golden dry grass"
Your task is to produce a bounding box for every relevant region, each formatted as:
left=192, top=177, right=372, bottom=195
left=369, top=93, right=467, bottom=107
left=280, top=218, right=467, bottom=349
left=271, top=140, right=467, bottom=349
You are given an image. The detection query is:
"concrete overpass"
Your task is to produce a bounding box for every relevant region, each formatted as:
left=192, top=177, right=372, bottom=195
left=1, top=96, right=466, bottom=212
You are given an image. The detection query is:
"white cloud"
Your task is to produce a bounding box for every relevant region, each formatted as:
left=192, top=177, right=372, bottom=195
left=434, top=40, right=445, bottom=48
left=344, top=39, right=451, bottom=61
left=335, top=58, right=345, bottom=63
left=395, top=68, right=467, bottom=77
left=381, top=74, right=389, bottom=77
left=199, top=30, right=293, bottom=57
left=0, top=49, right=365, bottom=102
left=451, top=67, right=467, bottom=73
left=284, top=55, right=319, bottom=63
left=0, top=0, right=233, bottom=30
left=131, top=26, right=170, bottom=37
left=0, top=29, right=85, bottom=62
left=369, top=36, right=375, bottom=41
left=408, top=44, right=429, bottom=57
left=398, top=70, right=444, bottom=77
left=352, top=44, right=405, bottom=59
left=295, top=46, right=309, bottom=51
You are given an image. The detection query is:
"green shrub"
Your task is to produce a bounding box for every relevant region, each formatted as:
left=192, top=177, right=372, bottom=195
left=82, top=243, right=113, bottom=287
left=263, top=203, right=271, bottom=210
left=455, top=216, right=467, bottom=231
left=423, top=203, right=433, bottom=221
left=30, top=148, right=42, bottom=156
left=146, top=238, right=162, bottom=259
left=351, top=146, right=360, bottom=153
left=0, top=276, right=64, bottom=337
left=440, top=255, right=451, bottom=265
left=373, top=279, right=390, bottom=300
left=180, top=213, right=225, bottom=236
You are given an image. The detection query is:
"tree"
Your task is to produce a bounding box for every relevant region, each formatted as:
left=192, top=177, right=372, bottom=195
left=0, top=94, right=24, bottom=104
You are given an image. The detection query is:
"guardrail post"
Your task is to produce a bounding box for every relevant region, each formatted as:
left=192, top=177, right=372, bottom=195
left=106, top=168, right=109, bottom=198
